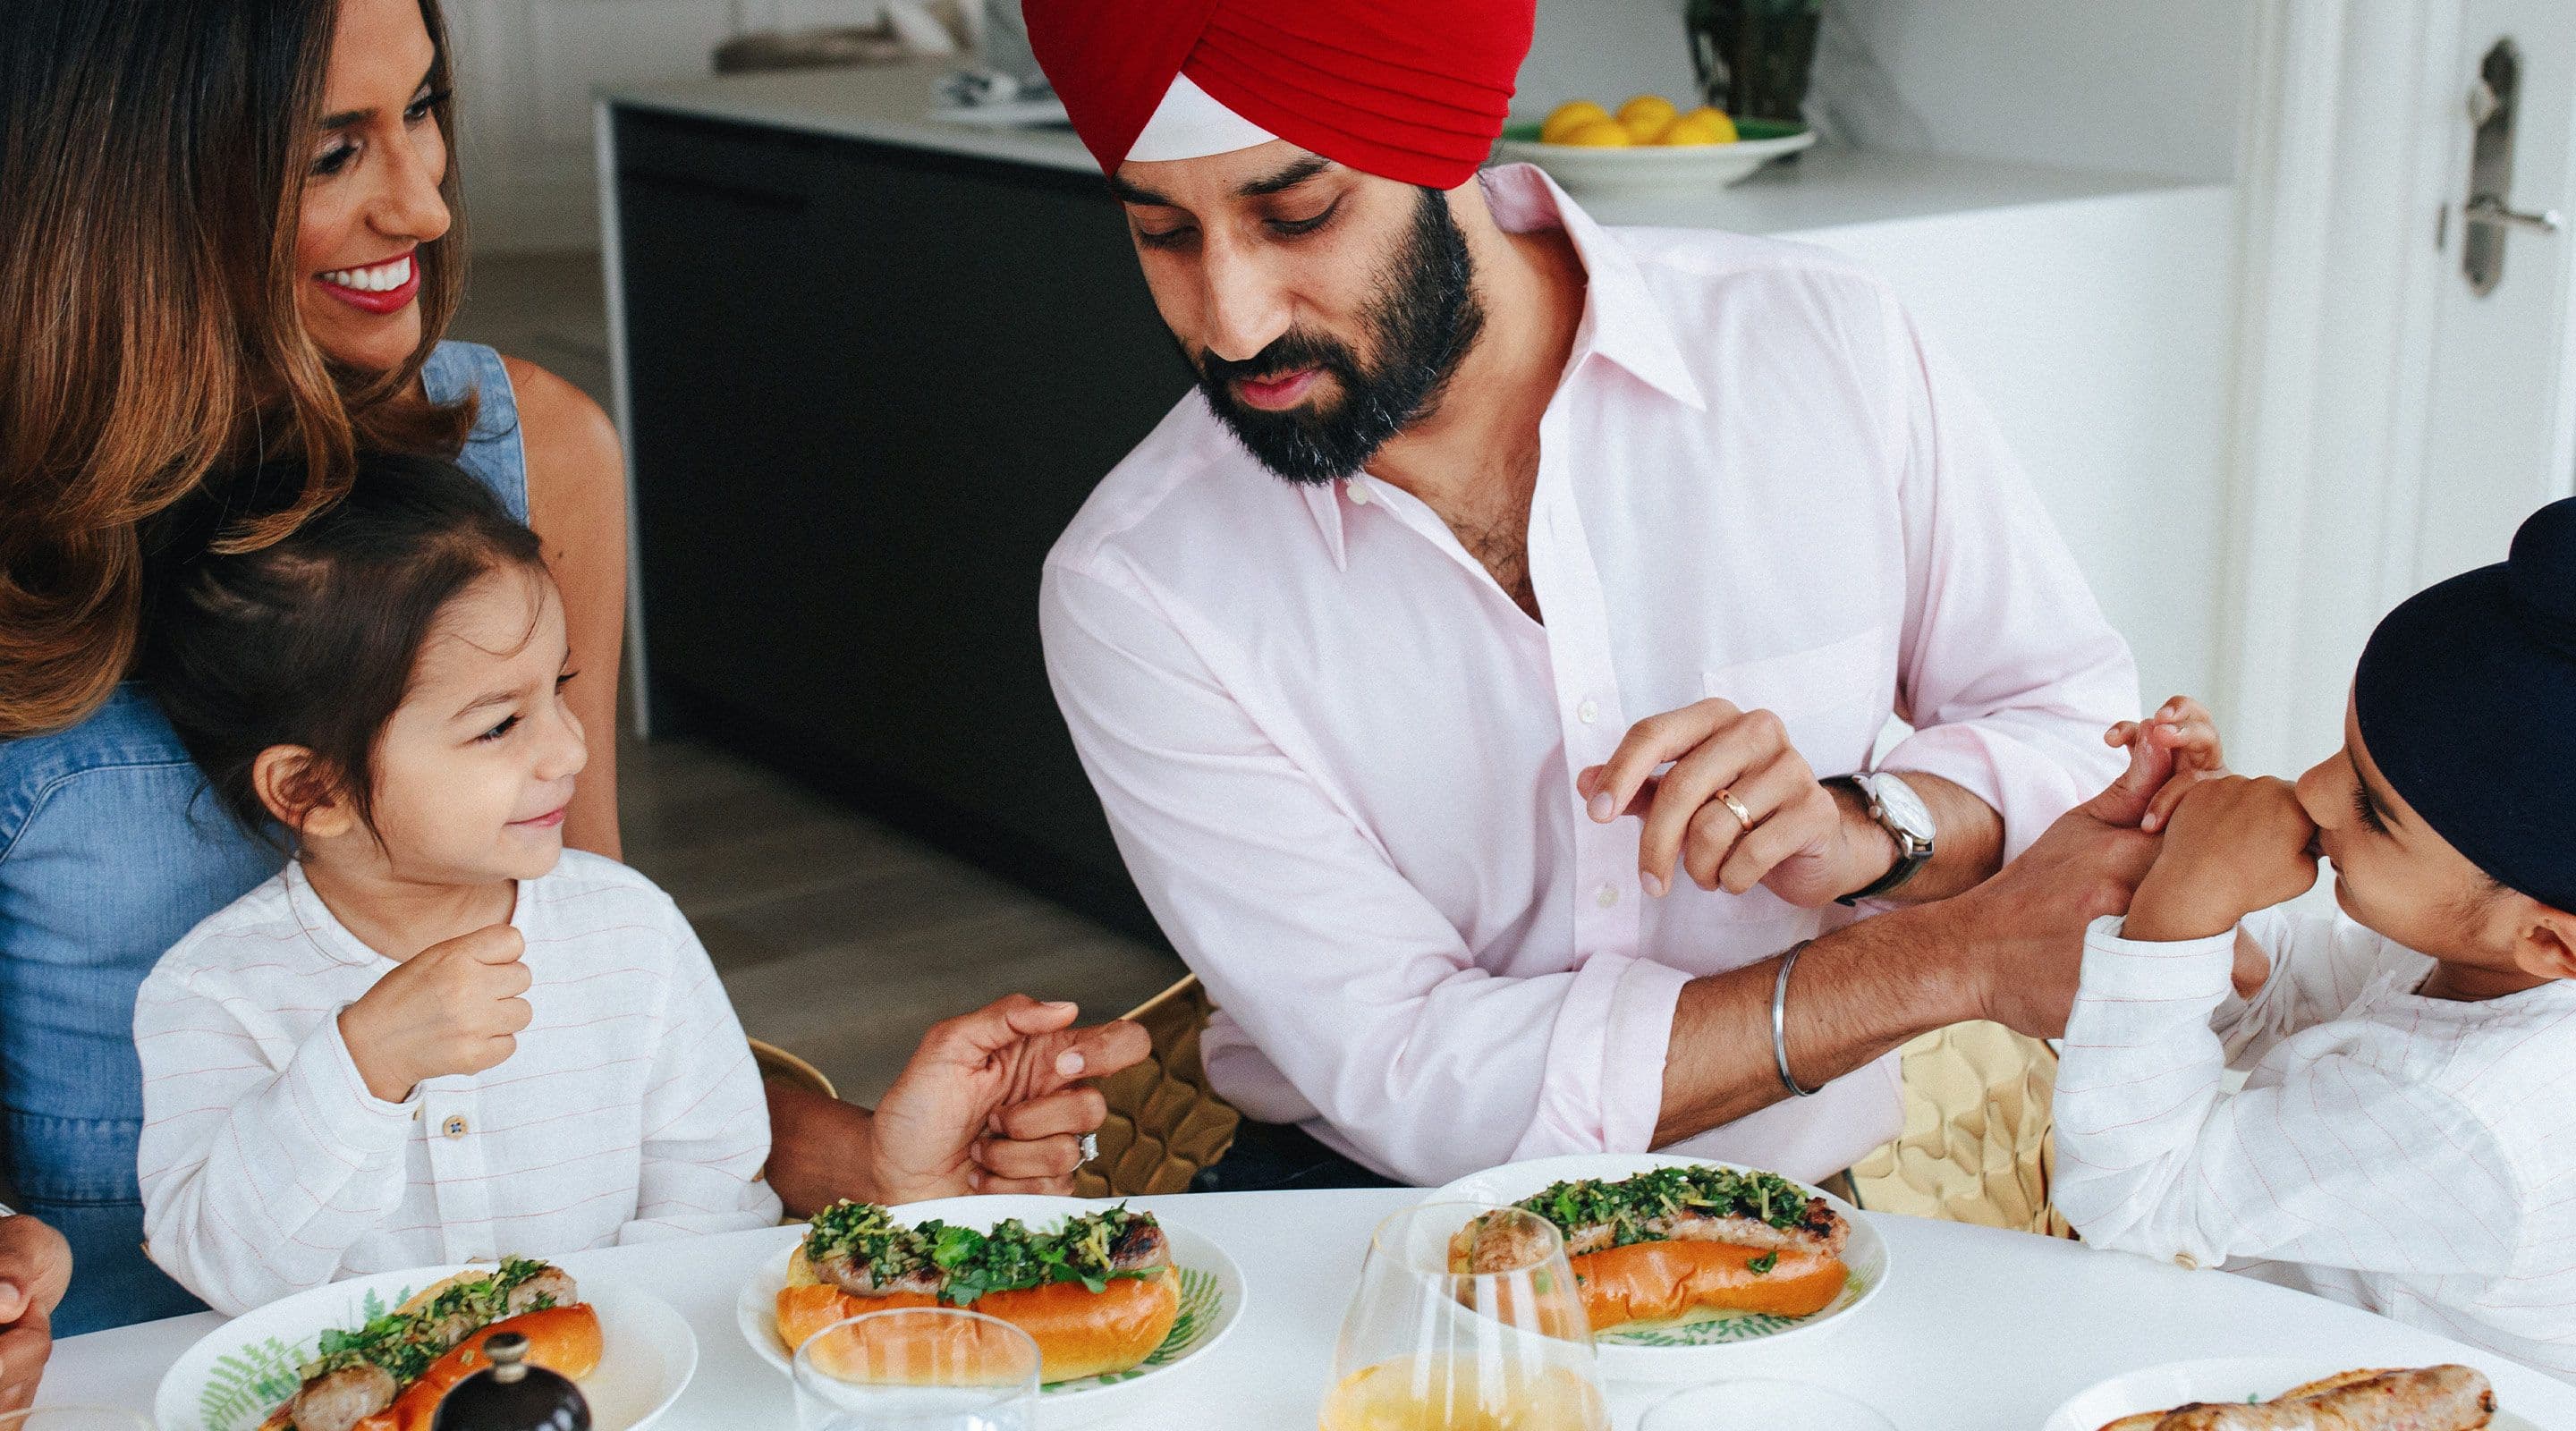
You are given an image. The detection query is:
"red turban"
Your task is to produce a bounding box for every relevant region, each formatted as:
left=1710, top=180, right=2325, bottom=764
left=1022, top=0, right=1535, bottom=190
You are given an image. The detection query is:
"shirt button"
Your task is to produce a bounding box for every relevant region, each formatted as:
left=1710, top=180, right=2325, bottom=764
left=442, top=1115, right=470, bottom=1140
left=2172, top=1252, right=2199, bottom=1270
left=1345, top=479, right=1370, bottom=505
left=1596, top=883, right=1620, bottom=909
left=1577, top=699, right=1598, bottom=724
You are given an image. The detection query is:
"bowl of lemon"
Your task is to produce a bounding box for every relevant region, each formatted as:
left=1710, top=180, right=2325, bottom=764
left=1494, top=94, right=1814, bottom=196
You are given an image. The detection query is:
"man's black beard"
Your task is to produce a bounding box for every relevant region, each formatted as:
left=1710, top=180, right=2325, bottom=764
left=1190, top=186, right=1487, bottom=486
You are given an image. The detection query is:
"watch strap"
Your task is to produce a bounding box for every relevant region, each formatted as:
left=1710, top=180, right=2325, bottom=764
left=1832, top=774, right=1933, bottom=906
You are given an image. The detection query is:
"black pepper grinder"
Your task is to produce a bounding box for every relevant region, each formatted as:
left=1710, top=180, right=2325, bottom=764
left=428, top=1331, right=591, bottom=1431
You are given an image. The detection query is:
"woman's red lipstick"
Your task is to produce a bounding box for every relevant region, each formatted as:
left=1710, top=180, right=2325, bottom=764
left=314, top=250, right=419, bottom=316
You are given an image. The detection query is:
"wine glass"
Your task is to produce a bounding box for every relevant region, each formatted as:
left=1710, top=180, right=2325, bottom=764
left=792, top=1307, right=1042, bottom=1431
left=1323, top=1201, right=1609, bottom=1431
left=1640, top=1378, right=1902, bottom=1431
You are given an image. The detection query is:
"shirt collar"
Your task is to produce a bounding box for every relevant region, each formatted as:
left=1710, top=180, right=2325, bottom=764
left=1479, top=163, right=1708, bottom=413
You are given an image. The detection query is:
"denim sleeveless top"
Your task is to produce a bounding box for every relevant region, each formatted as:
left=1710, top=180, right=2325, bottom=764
left=0, top=342, right=527, bottom=1334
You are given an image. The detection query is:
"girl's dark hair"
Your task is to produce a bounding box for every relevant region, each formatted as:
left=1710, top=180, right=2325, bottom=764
left=141, top=453, right=546, bottom=843
left=0, top=0, right=473, bottom=739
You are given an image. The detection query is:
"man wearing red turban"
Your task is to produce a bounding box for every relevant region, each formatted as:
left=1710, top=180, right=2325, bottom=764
left=1030, top=0, right=2155, bottom=1190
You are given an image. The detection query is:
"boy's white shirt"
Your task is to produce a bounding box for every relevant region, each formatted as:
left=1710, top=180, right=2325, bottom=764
left=2055, top=902, right=2576, bottom=1382
left=135, top=850, right=781, bottom=1316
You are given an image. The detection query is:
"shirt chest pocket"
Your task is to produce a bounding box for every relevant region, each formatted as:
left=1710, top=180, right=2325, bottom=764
left=1700, top=626, right=1891, bottom=778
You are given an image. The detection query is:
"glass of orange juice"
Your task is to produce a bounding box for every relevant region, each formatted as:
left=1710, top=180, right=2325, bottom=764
left=1322, top=1202, right=1608, bottom=1431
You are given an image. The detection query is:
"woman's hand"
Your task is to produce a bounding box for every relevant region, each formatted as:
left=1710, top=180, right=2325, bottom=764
left=2123, top=775, right=2320, bottom=944
left=869, top=995, right=1151, bottom=1204
left=0, top=1215, right=71, bottom=1412
left=2105, top=694, right=2228, bottom=833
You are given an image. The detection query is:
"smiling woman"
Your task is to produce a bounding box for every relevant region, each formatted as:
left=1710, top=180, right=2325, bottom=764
left=0, top=0, right=630, bottom=1337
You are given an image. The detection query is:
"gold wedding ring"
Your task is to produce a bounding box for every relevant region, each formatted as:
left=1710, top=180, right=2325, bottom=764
left=1715, top=787, right=1756, bottom=830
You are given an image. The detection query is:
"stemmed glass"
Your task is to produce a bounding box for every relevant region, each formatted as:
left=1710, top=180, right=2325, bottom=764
left=792, top=1307, right=1042, bottom=1431
left=1323, top=1202, right=1609, bottom=1431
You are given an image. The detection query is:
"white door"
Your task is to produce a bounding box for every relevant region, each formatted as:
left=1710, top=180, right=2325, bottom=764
left=2413, top=6, right=2576, bottom=587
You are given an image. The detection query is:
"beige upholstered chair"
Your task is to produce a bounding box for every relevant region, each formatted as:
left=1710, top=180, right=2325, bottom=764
left=1846, top=1020, right=2072, bottom=1237
left=1072, top=975, right=1241, bottom=1198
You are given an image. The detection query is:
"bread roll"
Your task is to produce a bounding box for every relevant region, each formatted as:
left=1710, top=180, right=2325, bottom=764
left=1568, top=1240, right=1845, bottom=1331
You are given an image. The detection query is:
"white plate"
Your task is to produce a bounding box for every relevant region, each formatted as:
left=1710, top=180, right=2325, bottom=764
left=2043, top=1357, right=2538, bottom=1431
left=1429, top=1153, right=1888, bottom=1384
left=156, top=1270, right=695, bottom=1431
left=1492, top=120, right=1815, bottom=195
left=736, top=1196, right=1244, bottom=1426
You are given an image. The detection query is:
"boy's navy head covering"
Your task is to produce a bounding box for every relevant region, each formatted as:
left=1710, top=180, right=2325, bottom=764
left=2356, top=495, right=2576, bottom=911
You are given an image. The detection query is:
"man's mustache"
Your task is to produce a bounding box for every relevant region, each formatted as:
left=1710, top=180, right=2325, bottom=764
left=1197, top=331, right=1361, bottom=388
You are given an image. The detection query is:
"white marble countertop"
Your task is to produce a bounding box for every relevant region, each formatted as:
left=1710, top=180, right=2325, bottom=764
left=46, top=1188, right=2576, bottom=1429
left=598, top=58, right=2211, bottom=237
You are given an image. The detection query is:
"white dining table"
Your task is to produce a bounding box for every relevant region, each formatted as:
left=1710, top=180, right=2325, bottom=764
left=38, top=1188, right=2576, bottom=1428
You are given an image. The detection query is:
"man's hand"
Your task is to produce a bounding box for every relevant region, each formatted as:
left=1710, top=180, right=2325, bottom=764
left=1578, top=699, right=1888, bottom=905
left=2105, top=694, right=2229, bottom=833
left=337, top=925, right=533, bottom=1102
left=869, top=995, right=1152, bottom=1204
left=2123, top=776, right=2320, bottom=944
left=0, top=1215, right=70, bottom=1412
left=1929, top=733, right=2174, bottom=1037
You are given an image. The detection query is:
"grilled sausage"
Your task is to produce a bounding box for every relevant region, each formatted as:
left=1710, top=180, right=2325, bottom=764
left=288, top=1365, right=397, bottom=1431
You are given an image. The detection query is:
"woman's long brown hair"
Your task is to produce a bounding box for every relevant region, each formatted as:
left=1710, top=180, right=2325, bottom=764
left=0, top=0, right=474, bottom=738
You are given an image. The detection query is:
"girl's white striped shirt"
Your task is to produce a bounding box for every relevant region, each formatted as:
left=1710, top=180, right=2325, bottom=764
left=2055, top=906, right=2576, bottom=1383
left=136, top=850, right=780, bottom=1316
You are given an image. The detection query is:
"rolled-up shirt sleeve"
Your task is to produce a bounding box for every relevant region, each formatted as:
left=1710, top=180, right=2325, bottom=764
left=1043, top=563, right=1692, bottom=1187
left=1868, top=288, right=2138, bottom=859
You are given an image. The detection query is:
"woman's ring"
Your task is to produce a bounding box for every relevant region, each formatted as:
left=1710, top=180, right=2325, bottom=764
left=1079, top=1132, right=1099, bottom=1164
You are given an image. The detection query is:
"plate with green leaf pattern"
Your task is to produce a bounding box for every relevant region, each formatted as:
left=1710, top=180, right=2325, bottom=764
left=155, top=1265, right=694, bottom=1431
left=735, top=1195, right=1243, bottom=1426
left=1434, top=1153, right=1889, bottom=1383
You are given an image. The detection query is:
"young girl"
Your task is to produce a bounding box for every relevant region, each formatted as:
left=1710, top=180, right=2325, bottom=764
left=2054, top=496, right=2576, bottom=1380
left=131, top=454, right=777, bottom=1317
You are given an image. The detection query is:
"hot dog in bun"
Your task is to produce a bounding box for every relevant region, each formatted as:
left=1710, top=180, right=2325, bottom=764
left=261, top=1259, right=599, bottom=1431
left=778, top=1201, right=1179, bottom=1384
left=1454, top=1165, right=1850, bottom=1333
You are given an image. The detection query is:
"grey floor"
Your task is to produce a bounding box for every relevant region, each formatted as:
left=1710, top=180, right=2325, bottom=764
left=453, top=253, right=1185, bottom=1106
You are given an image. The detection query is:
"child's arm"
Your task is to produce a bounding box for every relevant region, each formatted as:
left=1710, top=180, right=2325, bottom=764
left=2053, top=779, right=2521, bottom=1277
left=616, top=903, right=782, bottom=1240
left=134, top=967, right=414, bottom=1317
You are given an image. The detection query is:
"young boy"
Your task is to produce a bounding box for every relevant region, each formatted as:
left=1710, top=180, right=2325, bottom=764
left=2053, top=496, right=2576, bottom=1380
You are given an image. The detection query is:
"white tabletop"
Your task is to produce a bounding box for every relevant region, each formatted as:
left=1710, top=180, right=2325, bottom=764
left=43, top=1189, right=2576, bottom=1428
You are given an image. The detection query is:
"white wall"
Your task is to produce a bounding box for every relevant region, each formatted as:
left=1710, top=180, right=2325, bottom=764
left=1790, top=188, right=2241, bottom=714
left=1519, top=0, right=2247, bottom=185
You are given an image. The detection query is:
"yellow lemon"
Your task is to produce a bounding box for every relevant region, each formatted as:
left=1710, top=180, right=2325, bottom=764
left=1555, top=118, right=1633, bottom=148
left=1657, top=106, right=1739, bottom=147
left=1540, top=99, right=1614, bottom=145
left=1615, top=94, right=1679, bottom=141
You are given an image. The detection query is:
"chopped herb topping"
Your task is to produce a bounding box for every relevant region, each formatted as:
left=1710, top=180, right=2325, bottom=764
left=1746, top=1251, right=1779, bottom=1275
left=805, top=1199, right=936, bottom=1285
left=1512, top=1166, right=1824, bottom=1249
left=302, top=1257, right=554, bottom=1384
left=801, top=1201, right=1162, bottom=1305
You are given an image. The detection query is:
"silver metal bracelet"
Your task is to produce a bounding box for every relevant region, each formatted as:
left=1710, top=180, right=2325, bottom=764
left=1772, top=940, right=1817, bottom=1097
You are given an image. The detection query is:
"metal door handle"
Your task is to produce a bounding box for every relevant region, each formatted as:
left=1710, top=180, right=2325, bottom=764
left=2466, top=195, right=2562, bottom=233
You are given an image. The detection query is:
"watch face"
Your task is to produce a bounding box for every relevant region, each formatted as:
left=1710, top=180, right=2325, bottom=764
left=1868, top=773, right=1937, bottom=844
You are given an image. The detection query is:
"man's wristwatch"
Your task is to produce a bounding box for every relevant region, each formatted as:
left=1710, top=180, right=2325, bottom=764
left=1828, top=771, right=1936, bottom=905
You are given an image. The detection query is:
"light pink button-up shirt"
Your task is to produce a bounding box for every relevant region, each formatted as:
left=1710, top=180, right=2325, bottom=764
left=1041, top=165, right=2137, bottom=1187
